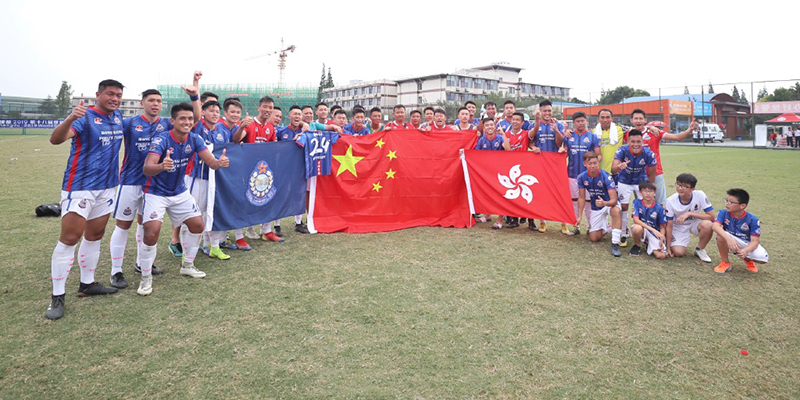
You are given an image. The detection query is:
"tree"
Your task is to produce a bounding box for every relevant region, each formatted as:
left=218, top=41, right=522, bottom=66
left=739, top=91, right=749, bottom=105
left=731, top=86, right=741, bottom=103
left=316, top=63, right=327, bottom=102
left=757, top=86, right=768, bottom=101
left=684, top=85, right=690, bottom=95
left=55, top=81, right=73, bottom=118
left=39, top=95, right=57, bottom=116
left=597, top=86, right=650, bottom=105
left=325, top=68, right=334, bottom=89
left=707, top=81, right=714, bottom=94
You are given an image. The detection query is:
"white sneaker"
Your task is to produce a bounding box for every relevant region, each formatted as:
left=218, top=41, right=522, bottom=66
left=245, top=227, right=260, bottom=240
left=180, top=265, right=207, bottom=278
left=694, top=247, right=712, bottom=263
left=137, top=275, right=153, bottom=296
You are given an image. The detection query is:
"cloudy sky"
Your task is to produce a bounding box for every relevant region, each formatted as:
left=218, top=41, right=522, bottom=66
left=1, top=0, right=796, bottom=101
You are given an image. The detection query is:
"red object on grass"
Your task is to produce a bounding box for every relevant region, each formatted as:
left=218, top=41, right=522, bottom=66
left=741, top=350, right=748, bottom=356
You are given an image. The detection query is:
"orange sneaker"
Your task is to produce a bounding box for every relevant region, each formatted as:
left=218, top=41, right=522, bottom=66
left=745, top=260, right=758, bottom=273
left=235, top=238, right=252, bottom=251
left=261, top=232, right=285, bottom=242
left=714, top=261, right=732, bottom=274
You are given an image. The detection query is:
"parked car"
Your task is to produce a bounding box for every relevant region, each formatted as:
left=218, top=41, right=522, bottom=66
left=693, top=123, right=725, bottom=143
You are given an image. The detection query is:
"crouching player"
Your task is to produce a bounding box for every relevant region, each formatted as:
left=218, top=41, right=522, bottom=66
left=138, top=103, right=230, bottom=295
left=630, top=181, right=668, bottom=259
left=664, top=173, right=715, bottom=262
left=576, top=153, right=623, bottom=257
left=712, top=188, right=768, bottom=273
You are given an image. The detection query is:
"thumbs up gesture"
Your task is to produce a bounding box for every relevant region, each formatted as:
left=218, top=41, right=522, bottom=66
left=218, top=148, right=230, bottom=168
left=240, top=112, right=253, bottom=127
left=70, top=100, right=87, bottom=121
left=182, top=85, right=199, bottom=97
left=162, top=149, right=174, bottom=171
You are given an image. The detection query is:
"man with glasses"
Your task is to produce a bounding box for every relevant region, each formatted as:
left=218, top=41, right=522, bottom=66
left=664, top=173, right=715, bottom=261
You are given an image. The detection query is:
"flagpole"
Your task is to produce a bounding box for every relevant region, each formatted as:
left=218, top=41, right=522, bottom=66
left=459, top=149, right=476, bottom=228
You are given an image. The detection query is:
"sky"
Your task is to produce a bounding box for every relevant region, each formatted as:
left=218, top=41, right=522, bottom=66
left=1, top=0, right=797, bottom=102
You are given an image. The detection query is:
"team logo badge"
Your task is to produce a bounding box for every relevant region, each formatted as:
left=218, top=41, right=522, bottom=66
left=94, top=118, right=102, bottom=125
left=156, top=124, right=164, bottom=132
left=583, top=181, right=589, bottom=186
left=583, top=137, right=590, bottom=144
left=204, top=128, right=209, bottom=134
left=498, top=164, right=538, bottom=204
left=123, top=207, right=132, bottom=216
left=216, top=133, right=224, bottom=141
left=639, top=159, right=646, bottom=166
left=184, top=144, right=192, bottom=153
left=78, top=199, right=87, bottom=209
left=135, top=125, right=144, bottom=132
left=724, top=218, right=730, bottom=225
left=246, top=160, right=277, bottom=206
left=741, top=223, right=749, bottom=231
left=114, top=117, right=121, bottom=124
left=150, top=212, right=158, bottom=219
left=650, top=211, right=657, bottom=219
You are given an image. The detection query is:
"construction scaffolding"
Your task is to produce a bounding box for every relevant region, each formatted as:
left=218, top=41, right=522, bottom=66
left=157, top=83, right=318, bottom=125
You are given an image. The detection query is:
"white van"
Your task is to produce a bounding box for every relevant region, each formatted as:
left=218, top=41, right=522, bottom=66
left=693, top=123, right=725, bottom=143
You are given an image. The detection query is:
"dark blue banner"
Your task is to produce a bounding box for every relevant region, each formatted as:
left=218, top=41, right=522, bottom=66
left=209, top=141, right=307, bottom=231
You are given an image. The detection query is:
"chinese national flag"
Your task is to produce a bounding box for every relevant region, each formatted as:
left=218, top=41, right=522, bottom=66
left=462, top=149, right=576, bottom=224
left=309, top=129, right=478, bottom=233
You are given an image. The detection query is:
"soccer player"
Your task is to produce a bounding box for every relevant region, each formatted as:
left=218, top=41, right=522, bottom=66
left=329, top=105, right=342, bottom=124
left=425, top=108, right=453, bottom=132
left=593, top=109, right=625, bottom=175
left=576, top=153, right=623, bottom=257
left=476, top=101, right=499, bottom=134
left=344, top=108, right=370, bottom=136
left=275, top=106, right=310, bottom=235
left=474, top=118, right=509, bottom=228
left=452, top=107, right=477, bottom=131
left=465, top=100, right=480, bottom=125
left=496, top=100, right=533, bottom=133
left=368, top=107, right=385, bottom=133
left=217, top=99, right=251, bottom=250
left=611, top=129, right=657, bottom=247
left=45, top=79, right=125, bottom=320
left=233, top=96, right=275, bottom=144
left=503, top=112, right=530, bottom=229
left=332, top=109, right=348, bottom=129
left=408, top=110, right=423, bottom=129
left=422, top=106, right=435, bottom=128
left=315, top=102, right=329, bottom=125
left=712, top=188, right=769, bottom=273
left=630, top=181, right=668, bottom=259
left=664, top=173, right=715, bottom=262
left=627, top=109, right=699, bottom=205
left=109, top=87, right=200, bottom=289
left=301, top=105, right=315, bottom=125
left=529, top=100, right=565, bottom=233
left=561, top=111, right=600, bottom=236
left=384, top=104, right=412, bottom=130
left=186, top=100, right=234, bottom=260
left=137, top=102, right=230, bottom=295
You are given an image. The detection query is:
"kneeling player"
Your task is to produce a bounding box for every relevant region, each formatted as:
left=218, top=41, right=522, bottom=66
left=576, top=153, right=623, bottom=257
left=630, top=181, right=668, bottom=259
left=712, top=188, right=769, bottom=273
left=664, top=173, right=715, bottom=261
left=138, top=103, right=230, bottom=296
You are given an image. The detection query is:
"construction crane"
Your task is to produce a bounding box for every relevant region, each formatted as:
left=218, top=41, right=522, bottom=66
left=246, top=38, right=296, bottom=86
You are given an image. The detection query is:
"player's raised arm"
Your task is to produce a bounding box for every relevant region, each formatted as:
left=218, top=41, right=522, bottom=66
left=198, top=148, right=229, bottom=170
left=144, top=150, right=172, bottom=176
left=233, top=112, right=253, bottom=143
left=50, top=100, right=85, bottom=145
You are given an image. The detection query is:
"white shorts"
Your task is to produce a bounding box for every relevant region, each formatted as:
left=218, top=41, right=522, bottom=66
left=569, top=178, right=591, bottom=200
left=588, top=204, right=620, bottom=233
left=60, top=188, right=115, bottom=221
left=727, top=235, right=769, bottom=263
left=142, top=191, right=201, bottom=227
left=670, top=219, right=702, bottom=248
left=113, top=185, right=144, bottom=221
left=643, top=230, right=667, bottom=255
left=617, top=183, right=640, bottom=205
left=654, top=174, right=666, bottom=206
left=185, top=175, right=208, bottom=214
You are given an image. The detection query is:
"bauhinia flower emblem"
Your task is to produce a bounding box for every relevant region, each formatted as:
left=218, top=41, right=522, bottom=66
left=498, top=164, right=538, bottom=204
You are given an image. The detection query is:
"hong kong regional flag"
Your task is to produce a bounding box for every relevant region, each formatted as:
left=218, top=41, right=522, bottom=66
left=461, top=149, right=576, bottom=224
left=309, top=129, right=479, bottom=233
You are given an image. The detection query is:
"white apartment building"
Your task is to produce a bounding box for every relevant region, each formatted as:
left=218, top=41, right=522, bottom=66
left=319, top=80, right=398, bottom=118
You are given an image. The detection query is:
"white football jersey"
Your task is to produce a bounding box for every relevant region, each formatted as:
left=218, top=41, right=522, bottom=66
left=665, top=190, right=714, bottom=223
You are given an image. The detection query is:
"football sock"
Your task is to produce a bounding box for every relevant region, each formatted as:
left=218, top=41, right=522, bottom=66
left=78, top=238, right=101, bottom=284
left=182, top=232, right=201, bottom=266
left=138, top=243, right=156, bottom=277
left=572, top=201, right=579, bottom=222
left=295, top=215, right=303, bottom=224
left=235, top=229, right=244, bottom=240
left=210, top=231, right=221, bottom=248
left=51, top=241, right=76, bottom=296
left=620, top=210, right=629, bottom=236
left=109, top=226, right=128, bottom=275
left=261, top=222, right=272, bottom=234
left=136, top=224, right=144, bottom=266
left=612, top=228, right=622, bottom=244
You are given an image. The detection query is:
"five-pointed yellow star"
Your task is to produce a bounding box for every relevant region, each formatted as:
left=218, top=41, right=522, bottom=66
left=333, top=145, right=364, bottom=177
left=372, top=181, right=383, bottom=192
left=375, top=138, right=385, bottom=148
left=385, top=169, right=396, bottom=179
left=386, top=150, right=397, bottom=160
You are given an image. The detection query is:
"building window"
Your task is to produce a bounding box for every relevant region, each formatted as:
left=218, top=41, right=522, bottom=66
left=446, top=75, right=457, bottom=87
left=446, top=92, right=457, bottom=101
left=417, top=81, right=422, bottom=91
left=376, top=85, right=381, bottom=94
left=465, top=77, right=473, bottom=88
left=508, top=87, right=515, bottom=94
